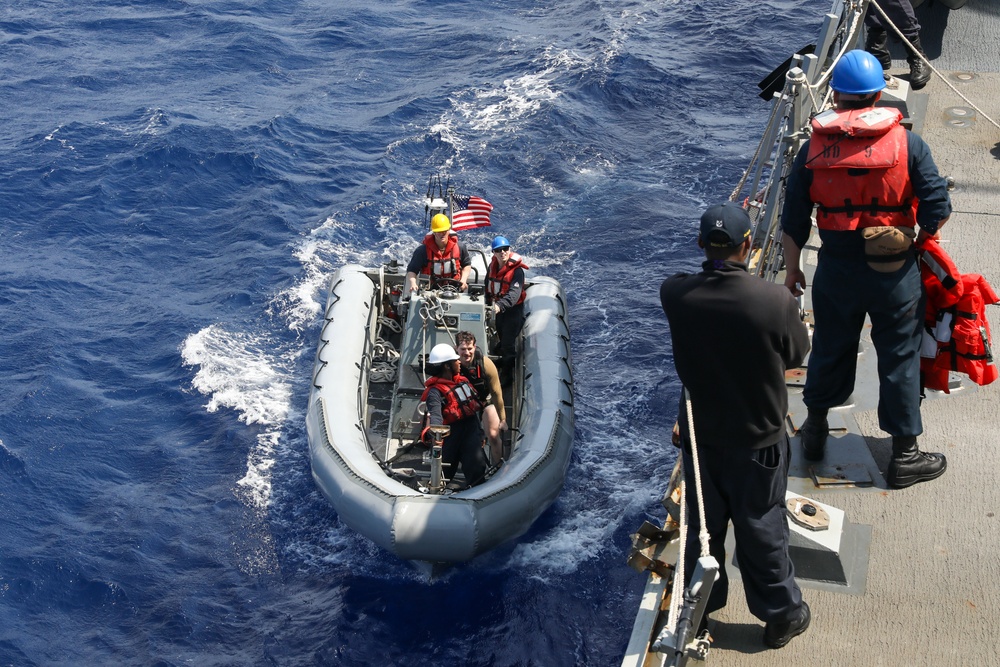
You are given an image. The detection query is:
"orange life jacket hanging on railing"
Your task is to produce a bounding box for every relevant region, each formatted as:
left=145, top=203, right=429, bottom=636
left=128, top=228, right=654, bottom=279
left=917, top=237, right=999, bottom=393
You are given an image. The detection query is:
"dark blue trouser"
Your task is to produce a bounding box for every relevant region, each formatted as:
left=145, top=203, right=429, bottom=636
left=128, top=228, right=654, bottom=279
left=866, top=0, right=920, bottom=40
left=682, top=435, right=802, bottom=623
left=443, top=417, right=487, bottom=486
left=804, top=253, right=924, bottom=437
left=495, top=302, right=524, bottom=382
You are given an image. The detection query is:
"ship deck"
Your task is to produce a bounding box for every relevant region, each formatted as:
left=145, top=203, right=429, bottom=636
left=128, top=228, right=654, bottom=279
left=705, top=2, right=1000, bottom=665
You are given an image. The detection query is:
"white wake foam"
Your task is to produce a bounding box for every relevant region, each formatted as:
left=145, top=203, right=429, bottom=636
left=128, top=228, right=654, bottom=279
left=180, top=324, right=293, bottom=509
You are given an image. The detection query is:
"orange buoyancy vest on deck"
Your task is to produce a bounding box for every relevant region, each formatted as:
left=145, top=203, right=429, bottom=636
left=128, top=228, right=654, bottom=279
left=421, top=233, right=462, bottom=281
left=918, top=238, right=999, bottom=393
left=487, top=252, right=528, bottom=304
left=806, top=106, right=917, bottom=231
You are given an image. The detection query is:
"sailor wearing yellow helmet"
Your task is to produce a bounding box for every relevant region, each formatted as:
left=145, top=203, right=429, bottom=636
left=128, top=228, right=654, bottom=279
left=405, top=213, right=472, bottom=295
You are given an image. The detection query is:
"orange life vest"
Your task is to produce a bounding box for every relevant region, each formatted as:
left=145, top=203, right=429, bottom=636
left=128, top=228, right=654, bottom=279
left=421, top=374, right=482, bottom=423
left=918, top=238, right=998, bottom=393
left=806, top=106, right=917, bottom=231
left=421, top=233, right=462, bottom=281
left=487, top=252, right=528, bottom=304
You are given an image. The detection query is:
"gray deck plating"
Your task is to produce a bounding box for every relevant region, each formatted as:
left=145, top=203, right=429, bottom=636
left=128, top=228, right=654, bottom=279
left=705, top=2, right=1000, bottom=664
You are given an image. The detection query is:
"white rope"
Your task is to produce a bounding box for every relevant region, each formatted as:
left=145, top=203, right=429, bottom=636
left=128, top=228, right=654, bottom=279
left=369, top=338, right=399, bottom=383
left=418, top=293, right=458, bottom=349
left=811, top=1, right=867, bottom=92
left=776, top=1, right=866, bottom=122
left=665, top=473, right=687, bottom=636
left=421, top=307, right=428, bottom=382
left=378, top=315, right=402, bottom=334
left=788, top=67, right=825, bottom=121
left=731, top=1, right=864, bottom=205
left=684, top=389, right=712, bottom=559
left=869, top=0, right=1000, bottom=130
left=369, top=363, right=396, bottom=383
left=662, top=388, right=712, bottom=640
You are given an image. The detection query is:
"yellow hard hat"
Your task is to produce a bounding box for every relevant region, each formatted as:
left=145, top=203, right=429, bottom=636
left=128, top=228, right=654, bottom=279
left=430, top=213, right=451, bottom=233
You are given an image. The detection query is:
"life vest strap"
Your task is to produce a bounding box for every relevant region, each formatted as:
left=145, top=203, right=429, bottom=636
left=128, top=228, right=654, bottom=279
left=818, top=198, right=912, bottom=217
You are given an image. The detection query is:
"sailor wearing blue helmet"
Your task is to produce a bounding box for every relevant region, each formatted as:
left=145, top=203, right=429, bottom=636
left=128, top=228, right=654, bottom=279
left=486, top=235, right=527, bottom=385
left=780, top=49, right=952, bottom=488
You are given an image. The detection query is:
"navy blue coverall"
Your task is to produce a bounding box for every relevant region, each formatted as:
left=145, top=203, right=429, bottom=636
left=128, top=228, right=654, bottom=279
left=425, top=385, right=488, bottom=486
left=781, top=130, right=951, bottom=437
left=866, top=0, right=921, bottom=41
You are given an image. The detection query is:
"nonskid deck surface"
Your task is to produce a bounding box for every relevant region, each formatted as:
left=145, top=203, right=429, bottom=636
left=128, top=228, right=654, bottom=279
left=692, top=2, right=1000, bottom=665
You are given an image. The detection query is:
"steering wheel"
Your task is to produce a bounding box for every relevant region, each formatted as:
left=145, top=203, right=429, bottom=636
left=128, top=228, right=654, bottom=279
left=433, top=278, right=463, bottom=298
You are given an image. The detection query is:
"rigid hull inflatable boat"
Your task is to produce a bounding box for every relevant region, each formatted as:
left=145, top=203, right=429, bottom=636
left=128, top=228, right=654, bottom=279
left=306, top=251, right=574, bottom=563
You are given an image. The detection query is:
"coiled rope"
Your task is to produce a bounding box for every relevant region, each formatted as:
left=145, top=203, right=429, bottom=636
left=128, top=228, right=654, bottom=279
left=370, top=316, right=402, bottom=383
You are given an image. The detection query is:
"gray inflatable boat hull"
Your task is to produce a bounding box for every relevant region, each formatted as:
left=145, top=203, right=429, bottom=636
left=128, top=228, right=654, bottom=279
left=306, top=264, right=574, bottom=562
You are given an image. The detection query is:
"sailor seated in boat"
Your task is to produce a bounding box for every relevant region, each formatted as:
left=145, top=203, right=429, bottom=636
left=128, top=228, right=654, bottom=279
left=404, top=213, right=472, bottom=295
left=454, top=331, right=508, bottom=464
left=421, top=343, right=489, bottom=487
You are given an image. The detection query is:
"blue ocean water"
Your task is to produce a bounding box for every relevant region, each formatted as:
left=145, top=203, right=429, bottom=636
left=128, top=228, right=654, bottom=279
left=0, top=1, right=816, bottom=664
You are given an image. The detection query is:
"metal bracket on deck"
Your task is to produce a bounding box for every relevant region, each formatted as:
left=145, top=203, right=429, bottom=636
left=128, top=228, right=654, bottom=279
left=627, top=521, right=679, bottom=578
left=651, top=555, right=720, bottom=666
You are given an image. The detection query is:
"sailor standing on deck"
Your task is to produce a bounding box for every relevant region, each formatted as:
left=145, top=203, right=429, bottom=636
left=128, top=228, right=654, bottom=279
left=780, top=50, right=952, bottom=489
left=660, top=202, right=812, bottom=649
left=864, top=0, right=931, bottom=90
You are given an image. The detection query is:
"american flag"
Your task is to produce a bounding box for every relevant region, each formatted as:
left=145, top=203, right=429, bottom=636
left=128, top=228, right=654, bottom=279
left=450, top=195, right=493, bottom=230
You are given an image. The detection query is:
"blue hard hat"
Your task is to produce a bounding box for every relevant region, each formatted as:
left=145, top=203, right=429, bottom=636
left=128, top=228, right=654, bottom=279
left=491, top=236, right=511, bottom=251
left=831, top=50, right=886, bottom=95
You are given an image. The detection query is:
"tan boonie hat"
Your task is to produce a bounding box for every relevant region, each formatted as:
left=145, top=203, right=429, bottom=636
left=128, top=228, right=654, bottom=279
left=861, top=226, right=916, bottom=273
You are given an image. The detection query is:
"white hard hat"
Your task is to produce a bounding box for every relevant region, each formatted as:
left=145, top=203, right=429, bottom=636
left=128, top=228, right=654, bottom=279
left=428, top=343, right=460, bottom=365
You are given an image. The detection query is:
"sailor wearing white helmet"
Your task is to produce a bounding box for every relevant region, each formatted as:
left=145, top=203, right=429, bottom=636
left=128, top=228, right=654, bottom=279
left=420, top=343, right=488, bottom=487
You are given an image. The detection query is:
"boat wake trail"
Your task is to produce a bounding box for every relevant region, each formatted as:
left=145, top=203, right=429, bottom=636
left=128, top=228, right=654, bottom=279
left=181, top=323, right=293, bottom=509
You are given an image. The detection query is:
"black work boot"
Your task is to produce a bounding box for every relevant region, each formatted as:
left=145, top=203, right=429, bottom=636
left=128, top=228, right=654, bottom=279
left=764, top=601, right=811, bottom=649
left=799, top=409, right=829, bottom=462
left=886, top=435, right=947, bottom=488
left=865, top=26, right=892, bottom=70
left=907, top=36, right=931, bottom=90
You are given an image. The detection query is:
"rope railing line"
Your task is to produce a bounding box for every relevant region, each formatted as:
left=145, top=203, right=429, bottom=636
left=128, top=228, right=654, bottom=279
left=665, top=475, right=687, bottom=637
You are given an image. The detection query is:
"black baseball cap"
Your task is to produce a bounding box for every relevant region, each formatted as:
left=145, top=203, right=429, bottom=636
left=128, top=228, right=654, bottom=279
left=699, top=202, right=752, bottom=247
